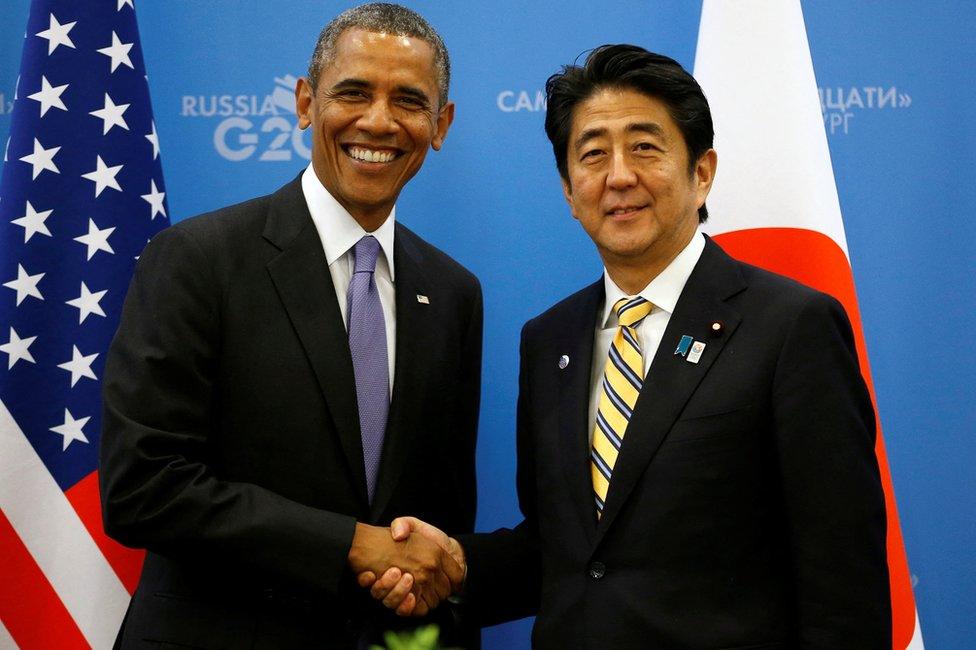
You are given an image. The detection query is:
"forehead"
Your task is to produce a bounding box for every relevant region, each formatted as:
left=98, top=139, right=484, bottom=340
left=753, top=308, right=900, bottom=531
left=319, top=28, right=438, bottom=88
left=570, top=87, right=681, bottom=139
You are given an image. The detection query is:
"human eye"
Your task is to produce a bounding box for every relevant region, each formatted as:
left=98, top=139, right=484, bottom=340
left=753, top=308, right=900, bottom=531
left=397, top=97, right=422, bottom=109
left=634, top=141, right=660, bottom=154
left=333, top=88, right=368, bottom=101
left=580, top=148, right=605, bottom=162
left=395, top=94, right=429, bottom=111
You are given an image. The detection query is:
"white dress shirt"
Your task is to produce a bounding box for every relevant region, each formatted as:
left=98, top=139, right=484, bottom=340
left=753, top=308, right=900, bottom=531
left=587, top=231, right=706, bottom=443
left=301, top=165, right=396, bottom=392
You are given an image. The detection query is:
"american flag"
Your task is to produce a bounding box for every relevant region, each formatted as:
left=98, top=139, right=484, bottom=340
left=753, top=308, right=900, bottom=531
left=0, top=1, right=166, bottom=647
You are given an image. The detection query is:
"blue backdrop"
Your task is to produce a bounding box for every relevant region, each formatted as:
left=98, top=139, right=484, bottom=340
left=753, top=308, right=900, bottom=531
left=2, top=2, right=972, bottom=647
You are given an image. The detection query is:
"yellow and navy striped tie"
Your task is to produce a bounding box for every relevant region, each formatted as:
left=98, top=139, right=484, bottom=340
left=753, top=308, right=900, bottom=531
left=591, top=296, right=653, bottom=517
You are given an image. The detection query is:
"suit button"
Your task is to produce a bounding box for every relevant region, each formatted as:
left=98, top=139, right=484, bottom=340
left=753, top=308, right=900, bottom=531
left=588, top=562, right=606, bottom=580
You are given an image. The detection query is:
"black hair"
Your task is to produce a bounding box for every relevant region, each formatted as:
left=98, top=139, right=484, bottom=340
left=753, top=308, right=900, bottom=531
left=544, top=44, right=714, bottom=222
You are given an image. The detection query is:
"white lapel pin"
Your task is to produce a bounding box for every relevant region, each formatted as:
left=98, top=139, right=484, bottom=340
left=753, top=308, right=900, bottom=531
left=416, top=294, right=429, bottom=304
left=687, top=340, right=706, bottom=364
left=558, top=354, right=569, bottom=369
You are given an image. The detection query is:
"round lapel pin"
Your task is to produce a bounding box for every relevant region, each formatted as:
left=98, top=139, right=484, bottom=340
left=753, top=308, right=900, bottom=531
left=558, top=354, right=570, bottom=369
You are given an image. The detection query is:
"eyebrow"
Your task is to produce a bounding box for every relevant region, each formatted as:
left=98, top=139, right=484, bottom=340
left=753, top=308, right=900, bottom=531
left=573, top=122, right=665, bottom=151
left=330, top=78, right=371, bottom=93
left=330, top=78, right=432, bottom=107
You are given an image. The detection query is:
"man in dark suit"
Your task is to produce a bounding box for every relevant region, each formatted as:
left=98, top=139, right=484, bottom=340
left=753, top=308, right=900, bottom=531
left=99, top=4, right=478, bottom=648
left=364, top=45, right=891, bottom=648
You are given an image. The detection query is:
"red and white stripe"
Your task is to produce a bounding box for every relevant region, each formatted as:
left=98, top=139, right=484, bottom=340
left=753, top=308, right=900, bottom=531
left=694, top=2, right=923, bottom=647
left=1, top=400, right=141, bottom=649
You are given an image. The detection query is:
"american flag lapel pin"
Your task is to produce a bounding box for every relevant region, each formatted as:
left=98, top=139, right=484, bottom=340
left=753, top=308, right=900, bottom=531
left=416, top=294, right=429, bottom=304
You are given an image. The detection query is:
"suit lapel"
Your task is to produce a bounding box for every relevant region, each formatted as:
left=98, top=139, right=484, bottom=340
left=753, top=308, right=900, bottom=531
left=556, top=280, right=604, bottom=546
left=594, top=239, right=747, bottom=545
left=369, top=227, right=433, bottom=521
left=263, top=178, right=369, bottom=510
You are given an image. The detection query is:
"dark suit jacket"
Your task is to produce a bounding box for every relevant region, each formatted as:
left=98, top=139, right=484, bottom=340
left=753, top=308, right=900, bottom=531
left=99, top=177, right=483, bottom=648
left=460, top=238, right=890, bottom=649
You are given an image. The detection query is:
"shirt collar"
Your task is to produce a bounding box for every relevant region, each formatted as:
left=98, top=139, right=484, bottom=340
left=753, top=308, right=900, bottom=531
left=600, top=229, right=705, bottom=329
left=301, top=165, right=396, bottom=280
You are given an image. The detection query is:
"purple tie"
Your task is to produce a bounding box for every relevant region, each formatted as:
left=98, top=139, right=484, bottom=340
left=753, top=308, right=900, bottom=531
left=347, top=236, right=389, bottom=502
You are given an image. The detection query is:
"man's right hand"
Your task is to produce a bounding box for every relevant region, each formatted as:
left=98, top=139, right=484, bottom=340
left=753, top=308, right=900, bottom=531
left=347, top=522, right=464, bottom=617
left=356, top=517, right=465, bottom=616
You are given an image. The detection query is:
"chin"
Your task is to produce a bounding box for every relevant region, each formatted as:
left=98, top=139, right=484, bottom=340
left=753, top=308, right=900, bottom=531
left=605, top=238, right=655, bottom=258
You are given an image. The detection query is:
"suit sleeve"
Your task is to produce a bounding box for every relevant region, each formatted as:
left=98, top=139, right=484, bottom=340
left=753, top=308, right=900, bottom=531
left=99, top=225, right=357, bottom=597
left=771, top=291, right=891, bottom=648
left=457, top=325, right=542, bottom=626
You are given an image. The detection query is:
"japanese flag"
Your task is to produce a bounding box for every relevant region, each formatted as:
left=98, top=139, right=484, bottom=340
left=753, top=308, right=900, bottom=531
left=694, top=1, right=922, bottom=647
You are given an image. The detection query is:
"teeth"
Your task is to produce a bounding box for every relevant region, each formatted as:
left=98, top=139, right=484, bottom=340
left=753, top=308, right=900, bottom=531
left=348, top=146, right=396, bottom=163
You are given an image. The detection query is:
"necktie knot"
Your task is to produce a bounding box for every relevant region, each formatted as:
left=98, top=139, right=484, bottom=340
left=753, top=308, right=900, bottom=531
left=353, top=236, right=381, bottom=274
left=614, top=296, right=653, bottom=328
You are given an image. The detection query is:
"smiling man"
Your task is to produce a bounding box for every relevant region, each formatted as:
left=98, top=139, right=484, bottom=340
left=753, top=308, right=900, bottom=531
left=99, top=4, right=481, bottom=648
left=366, top=44, right=891, bottom=648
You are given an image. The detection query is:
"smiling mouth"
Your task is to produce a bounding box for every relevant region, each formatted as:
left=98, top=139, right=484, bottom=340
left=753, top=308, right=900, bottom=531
left=606, top=205, right=648, bottom=217
left=344, top=145, right=401, bottom=164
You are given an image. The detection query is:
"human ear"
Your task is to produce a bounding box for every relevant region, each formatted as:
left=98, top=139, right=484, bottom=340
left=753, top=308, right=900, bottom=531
left=295, top=77, right=314, bottom=130
left=561, top=176, right=579, bottom=220
left=430, top=101, right=455, bottom=151
left=695, top=149, right=718, bottom=205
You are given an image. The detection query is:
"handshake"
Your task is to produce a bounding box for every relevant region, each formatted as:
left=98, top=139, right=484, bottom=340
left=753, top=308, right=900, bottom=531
left=347, top=517, right=465, bottom=617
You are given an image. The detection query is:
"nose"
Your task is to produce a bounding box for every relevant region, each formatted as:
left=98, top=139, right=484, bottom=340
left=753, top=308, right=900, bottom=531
left=606, top=152, right=637, bottom=190
left=356, top=98, right=398, bottom=136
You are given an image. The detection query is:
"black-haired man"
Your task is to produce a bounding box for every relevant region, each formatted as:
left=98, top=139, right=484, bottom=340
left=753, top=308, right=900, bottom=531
left=100, top=4, right=480, bottom=647
left=367, top=44, right=890, bottom=649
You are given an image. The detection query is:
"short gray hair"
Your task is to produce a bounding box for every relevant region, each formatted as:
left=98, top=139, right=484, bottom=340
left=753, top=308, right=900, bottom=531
left=308, top=3, right=450, bottom=106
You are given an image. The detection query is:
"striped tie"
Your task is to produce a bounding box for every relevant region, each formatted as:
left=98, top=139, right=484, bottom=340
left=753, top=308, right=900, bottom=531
left=591, top=296, right=653, bottom=517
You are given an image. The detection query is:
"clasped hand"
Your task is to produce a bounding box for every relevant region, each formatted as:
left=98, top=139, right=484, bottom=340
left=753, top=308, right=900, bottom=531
left=348, top=517, right=464, bottom=617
